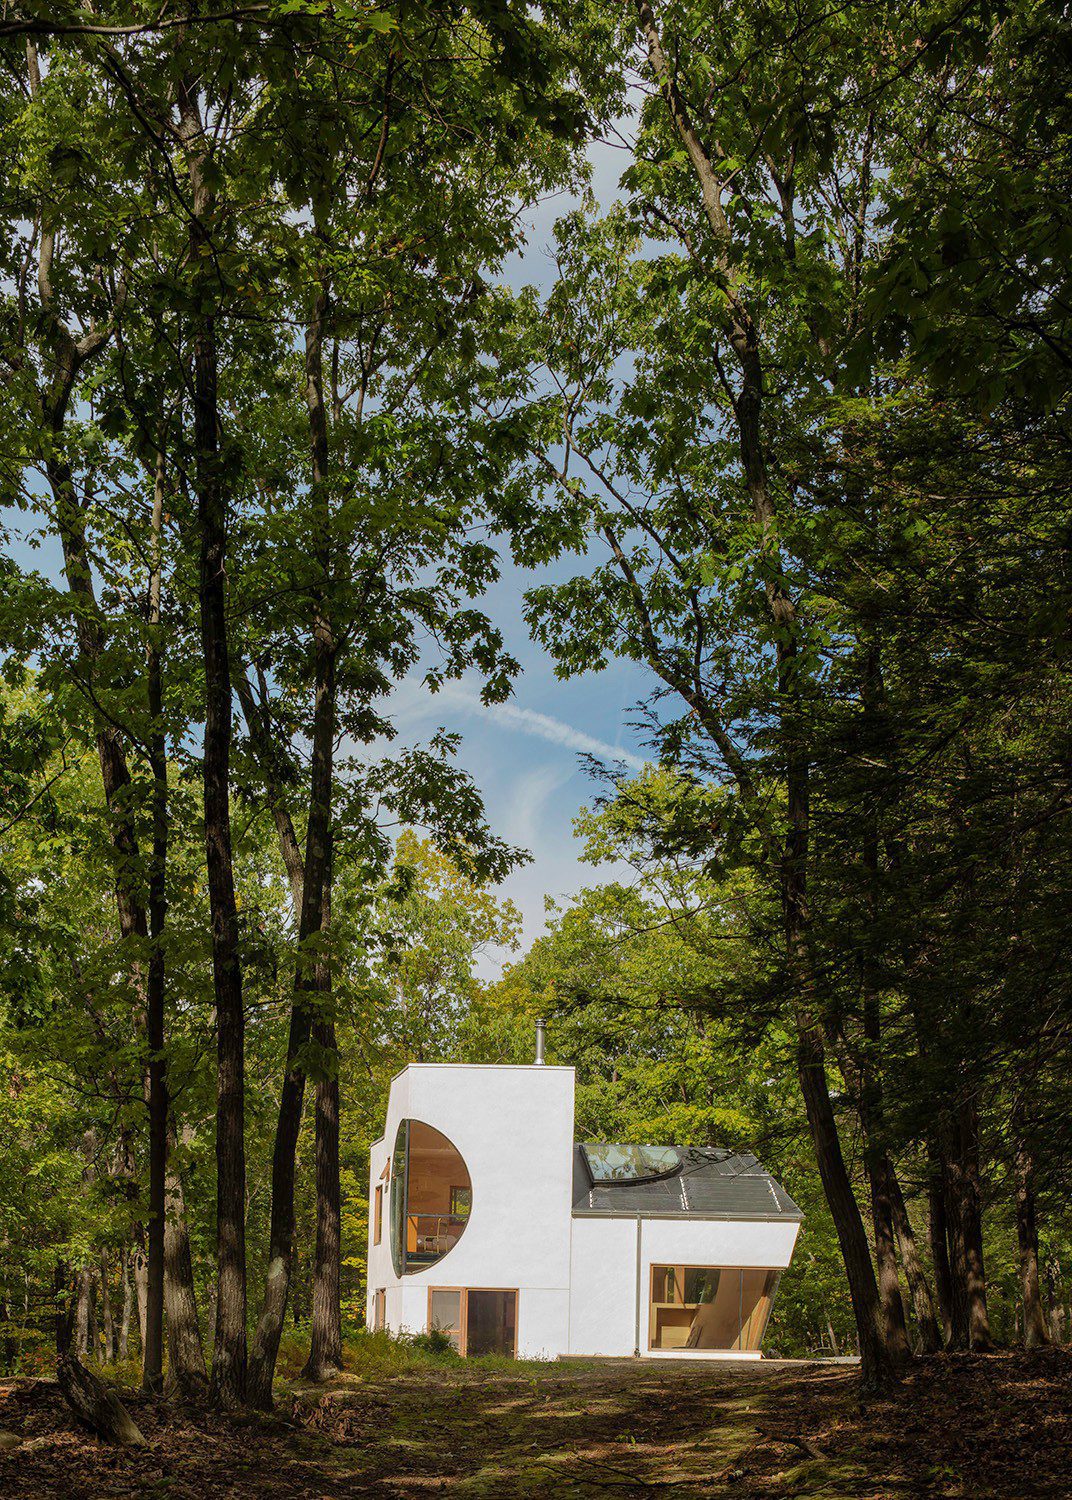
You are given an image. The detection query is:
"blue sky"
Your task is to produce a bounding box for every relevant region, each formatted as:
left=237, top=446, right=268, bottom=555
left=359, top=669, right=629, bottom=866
left=405, top=132, right=652, bottom=971
left=389, top=554, right=651, bottom=973
left=4, top=130, right=653, bottom=973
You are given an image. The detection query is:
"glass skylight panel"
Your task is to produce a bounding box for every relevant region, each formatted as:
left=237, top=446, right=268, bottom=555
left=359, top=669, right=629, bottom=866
left=581, top=1142, right=682, bottom=1183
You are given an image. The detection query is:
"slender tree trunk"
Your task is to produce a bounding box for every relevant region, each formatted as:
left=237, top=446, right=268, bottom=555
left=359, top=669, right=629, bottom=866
left=141, top=451, right=169, bottom=1396
left=1044, top=1259, right=1066, bottom=1344
left=75, top=1270, right=93, bottom=1361
left=636, top=0, right=895, bottom=1391
left=246, top=1004, right=314, bottom=1408
left=206, top=1281, right=218, bottom=1358
left=945, top=1102, right=991, bottom=1350
left=945, top=1154, right=971, bottom=1347
left=177, top=76, right=247, bottom=1409
left=27, top=49, right=165, bottom=1372
left=786, top=755, right=894, bottom=1387
left=119, top=1254, right=132, bottom=1362
left=133, top=1240, right=148, bottom=1355
left=1, top=1290, right=15, bottom=1373
left=1014, top=1142, right=1050, bottom=1349
left=248, top=275, right=339, bottom=1404
left=795, top=1022, right=890, bottom=1385
left=164, top=1122, right=208, bottom=1397
left=303, top=1025, right=342, bottom=1382
left=824, top=1313, right=840, bottom=1357
left=867, top=1157, right=912, bottom=1358
left=888, top=1165, right=942, bottom=1353
left=55, top=1261, right=73, bottom=1359
left=927, top=1138, right=953, bottom=1343
left=27, top=43, right=164, bottom=1389
left=99, top=1253, right=116, bottom=1363
left=956, top=1099, right=991, bottom=1350
left=298, top=283, right=341, bottom=1385
left=857, top=666, right=911, bottom=1363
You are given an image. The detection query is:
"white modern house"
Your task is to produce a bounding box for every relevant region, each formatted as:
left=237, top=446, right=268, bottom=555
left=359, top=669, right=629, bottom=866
left=365, top=1040, right=801, bottom=1361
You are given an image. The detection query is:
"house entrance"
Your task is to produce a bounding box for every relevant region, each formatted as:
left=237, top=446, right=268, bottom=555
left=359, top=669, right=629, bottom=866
left=428, top=1287, right=518, bottom=1357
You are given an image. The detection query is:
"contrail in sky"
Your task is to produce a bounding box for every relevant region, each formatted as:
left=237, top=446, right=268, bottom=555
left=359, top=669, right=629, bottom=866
left=430, top=680, right=647, bottom=771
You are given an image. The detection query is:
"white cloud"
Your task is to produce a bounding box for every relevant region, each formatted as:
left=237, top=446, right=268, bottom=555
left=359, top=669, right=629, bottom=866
left=500, top=761, right=577, bottom=849
left=421, top=678, right=647, bottom=772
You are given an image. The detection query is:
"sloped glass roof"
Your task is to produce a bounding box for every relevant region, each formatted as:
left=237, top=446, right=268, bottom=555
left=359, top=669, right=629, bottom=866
left=580, top=1142, right=682, bottom=1184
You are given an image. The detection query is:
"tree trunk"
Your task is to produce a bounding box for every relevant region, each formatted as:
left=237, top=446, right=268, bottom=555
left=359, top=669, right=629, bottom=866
left=58, top=1356, right=146, bottom=1447
left=1, top=1290, right=15, bottom=1374
left=119, top=1253, right=132, bottom=1362
left=26, top=56, right=164, bottom=1385
left=133, top=1242, right=148, bottom=1356
left=795, top=1023, right=891, bottom=1387
left=55, top=1262, right=74, bottom=1359
left=1044, top=1258, right=1066, bottom=1344
left=246, top=1003, right=313, bottom=1408
left=1014, top=1142, right=1050, bottom=1349
left=866, top=1156, right=912, bottom=1358
left=636, top=0, right=896, bottom=1392
left=824, top=1312, right=840, bottom=1356
left=927, top=1139, right=953, bottom=1344
left=857, top=672, right=911, bottom=1364
left=99, top=1253, right=116, bottom=1363
left=177, top=75, right=247, bottom=1410
left=164, top=1123, right=209, bottom=1398
left=945, top=1102, right=991, bottom=1350
left=303, top=1020, right=343, bottom=1382
left=888, top=1165, right=942, bottom=1353
left=248, top=275, right=339, bottom=1405
left=75, top=1269, right=93, bottom=1361
left=142, top=451, right=169, bottom=1396
left=957, top=1100, right=990, bottom=1350
left=787, top=754, right=893, bottom=1388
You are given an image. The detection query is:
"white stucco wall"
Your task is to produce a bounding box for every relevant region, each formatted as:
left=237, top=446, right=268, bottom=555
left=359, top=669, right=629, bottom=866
left=366, top=1063, right=575, bottom=1358
left=568, top=1216, right=638, bottom=1356
left=568, top=1214, right=801, bottom=1358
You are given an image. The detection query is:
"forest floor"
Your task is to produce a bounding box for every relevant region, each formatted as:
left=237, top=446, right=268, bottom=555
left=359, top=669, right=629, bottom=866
left=0, top=1348, right=1068, bottom=1498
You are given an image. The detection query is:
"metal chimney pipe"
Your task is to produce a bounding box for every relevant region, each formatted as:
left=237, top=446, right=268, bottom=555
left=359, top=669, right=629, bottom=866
left=534, top=1018, right=546, bottom=1065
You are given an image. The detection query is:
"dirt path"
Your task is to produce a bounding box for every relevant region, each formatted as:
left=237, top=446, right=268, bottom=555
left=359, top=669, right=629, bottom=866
left=0, top=1351, right=1068, bottom=1497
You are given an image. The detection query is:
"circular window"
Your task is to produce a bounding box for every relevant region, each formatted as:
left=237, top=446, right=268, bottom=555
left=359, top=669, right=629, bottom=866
left=390, top=1119, right=472, bottom=1277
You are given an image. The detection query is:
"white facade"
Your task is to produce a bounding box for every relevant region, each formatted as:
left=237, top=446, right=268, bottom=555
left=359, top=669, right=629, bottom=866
left=366, top=1061, right=800, bottom=1361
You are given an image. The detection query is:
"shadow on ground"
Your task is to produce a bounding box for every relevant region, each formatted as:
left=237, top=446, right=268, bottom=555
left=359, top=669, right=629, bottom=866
left=1, top=1349, right=1068, bottom=1497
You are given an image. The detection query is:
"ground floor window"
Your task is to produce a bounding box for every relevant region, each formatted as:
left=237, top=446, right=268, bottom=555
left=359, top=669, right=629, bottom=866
left=372, top=1289, right=386, bottom=1332
left=649, top=1265, right=780, bottom=1351
left=428, top=1287, right=518, bottom=1357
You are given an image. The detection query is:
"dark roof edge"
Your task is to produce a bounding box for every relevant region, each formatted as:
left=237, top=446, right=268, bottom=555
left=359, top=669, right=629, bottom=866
left=571, top=1208, right=804, bottom=1223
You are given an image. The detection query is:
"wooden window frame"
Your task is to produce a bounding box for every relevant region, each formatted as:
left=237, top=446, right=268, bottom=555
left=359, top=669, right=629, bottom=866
left=373, top=1183, right=383, bottom=1245
left=647, top=1264, right=778, bottom=1352
left=426, top=1286, right=519, bottom=1358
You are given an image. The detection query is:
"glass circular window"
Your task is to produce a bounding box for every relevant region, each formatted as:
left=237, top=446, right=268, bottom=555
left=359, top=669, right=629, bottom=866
left=390, top=1119, right=472, bottom=1277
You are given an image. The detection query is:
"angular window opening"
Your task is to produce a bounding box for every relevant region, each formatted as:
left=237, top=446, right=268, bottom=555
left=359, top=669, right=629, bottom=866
left=649, top=1265, right=780, bottom=1351
left=390, top=1119, right=472, bottom=1276
left=427, top=1288, right=517, bottom=1357
left=372, top=1289, right=385, bottom=1332
left=373, top=1184, right=383, bottom=1245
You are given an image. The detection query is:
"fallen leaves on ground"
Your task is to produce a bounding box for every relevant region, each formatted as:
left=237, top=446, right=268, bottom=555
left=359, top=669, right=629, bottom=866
left=0, top=1349, right=1068, bottom=1498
